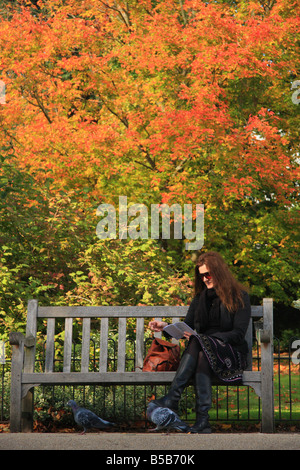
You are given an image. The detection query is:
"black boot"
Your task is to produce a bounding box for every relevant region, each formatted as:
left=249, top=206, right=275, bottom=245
left=152, top=353, right=197, bottom=412
left=190, top=372, right=212, bottom=434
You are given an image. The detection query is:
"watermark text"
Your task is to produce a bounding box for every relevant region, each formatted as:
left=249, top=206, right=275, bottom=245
left=96, top=196, right=204, bottom=250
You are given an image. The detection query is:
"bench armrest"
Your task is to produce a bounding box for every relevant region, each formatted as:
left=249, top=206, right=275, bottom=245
left=9, top=332, right=35, bottom=348
left=259, top=328, right=272, bottom=344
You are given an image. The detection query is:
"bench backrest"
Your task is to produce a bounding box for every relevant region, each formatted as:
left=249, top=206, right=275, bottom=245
left=24, top=300, right=268, bottom=375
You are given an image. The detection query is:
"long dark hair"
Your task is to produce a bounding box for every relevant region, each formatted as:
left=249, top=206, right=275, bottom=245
left=194, top=251, right=247, bottom=312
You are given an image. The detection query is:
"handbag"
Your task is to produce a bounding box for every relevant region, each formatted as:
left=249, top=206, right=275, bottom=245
left=142, top=337, right=180, bottom=372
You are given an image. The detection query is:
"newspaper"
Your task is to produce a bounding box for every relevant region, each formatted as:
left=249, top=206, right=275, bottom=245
left=163, top=322, right=196, bottom=340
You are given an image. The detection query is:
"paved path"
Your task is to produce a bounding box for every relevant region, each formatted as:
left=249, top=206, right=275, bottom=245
left=0, top=432, right=299, bottom=451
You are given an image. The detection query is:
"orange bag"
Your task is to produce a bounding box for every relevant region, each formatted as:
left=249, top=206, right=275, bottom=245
left=143, top=337, right=180, bottom=372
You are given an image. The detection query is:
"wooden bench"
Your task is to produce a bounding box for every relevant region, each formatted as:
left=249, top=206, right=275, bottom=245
left=9, top=298, right=274, bottom=433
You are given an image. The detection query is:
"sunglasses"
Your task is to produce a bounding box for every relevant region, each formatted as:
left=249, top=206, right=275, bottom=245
left=199, top=271, right=212, bottom=280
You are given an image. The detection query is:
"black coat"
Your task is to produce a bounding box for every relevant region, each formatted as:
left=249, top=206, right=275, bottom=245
left=184, top=289, right=251, bottom=354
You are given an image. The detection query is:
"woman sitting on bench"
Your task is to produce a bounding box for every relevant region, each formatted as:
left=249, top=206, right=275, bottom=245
left=149, top=251, right=251, bottom=434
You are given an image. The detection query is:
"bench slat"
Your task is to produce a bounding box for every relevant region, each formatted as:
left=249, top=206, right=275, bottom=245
left=21, top=370, right=261, bottom=386
left=81, top=318, right=90, bottom=373
left=38, top=305, right=263, bottom=319
left=63, top=318, right=73, bottom=373
left=135, top=317, right=144, bottom=371
left=171, top=317, right=181, bottom=345
left=99, top=318, right=109, bottom=373
left=45, top=318, right=55, bottom=373
left=245, top=318, right=253, bottom=371
left=117, top=318, right=127, bottom=372
left=154, top=317, right=162, bottom=339
left=38, top=306, right=189, bottom=318
left=22, top=371, right=178, bottom=385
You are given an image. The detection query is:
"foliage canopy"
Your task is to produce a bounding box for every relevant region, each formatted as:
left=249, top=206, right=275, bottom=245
left=0, top=0, right=299, bottom=336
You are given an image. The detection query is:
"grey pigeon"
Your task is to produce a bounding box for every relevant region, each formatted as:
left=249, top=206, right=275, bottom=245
left=147, top=401, right=189, bottom=433
left=67, top=400, right=115, bottom=434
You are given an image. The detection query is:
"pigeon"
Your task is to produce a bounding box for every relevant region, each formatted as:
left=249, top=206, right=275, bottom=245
left=146, top=401, right=189, bottom=433
left=67, top=400, right=115, bottom=434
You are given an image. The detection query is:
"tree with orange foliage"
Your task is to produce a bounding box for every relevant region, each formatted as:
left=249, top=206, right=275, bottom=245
left=0, top=0, right=299, bottom=313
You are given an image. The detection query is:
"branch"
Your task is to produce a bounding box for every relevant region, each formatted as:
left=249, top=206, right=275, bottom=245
left=32, top=90, right=52, bottom=124
left=114, top=1, right=131, bottom=29
left=103, top=101, right=129, bottom=128
left=138, top=145, right=156, bottom=170
left=132, top=144, right=157, bottom=171
left=178, top=0, right=188, bottom=26
left=133, top=159, right=155, bottom=171
left=0, top=120, right=22, bottom=147
left=21, top=86, right=52, bottom=124
left=173, top=154, right=193, bottom=174
left=99, top=1, right=132, bottom=29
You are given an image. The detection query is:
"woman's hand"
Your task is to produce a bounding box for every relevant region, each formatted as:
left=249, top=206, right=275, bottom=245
left=149, top=320, right=168, bottom=332
left=183, top=331, right=192, bottom=340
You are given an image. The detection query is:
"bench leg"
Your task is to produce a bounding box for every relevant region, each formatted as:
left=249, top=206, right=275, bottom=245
left=10, top=341, right=24, bottom=432
left=261, top=351, right=275, bottom=433
left=22, top=389, right=34, bottom=433
left=260, top=298, right=275, bottom=433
